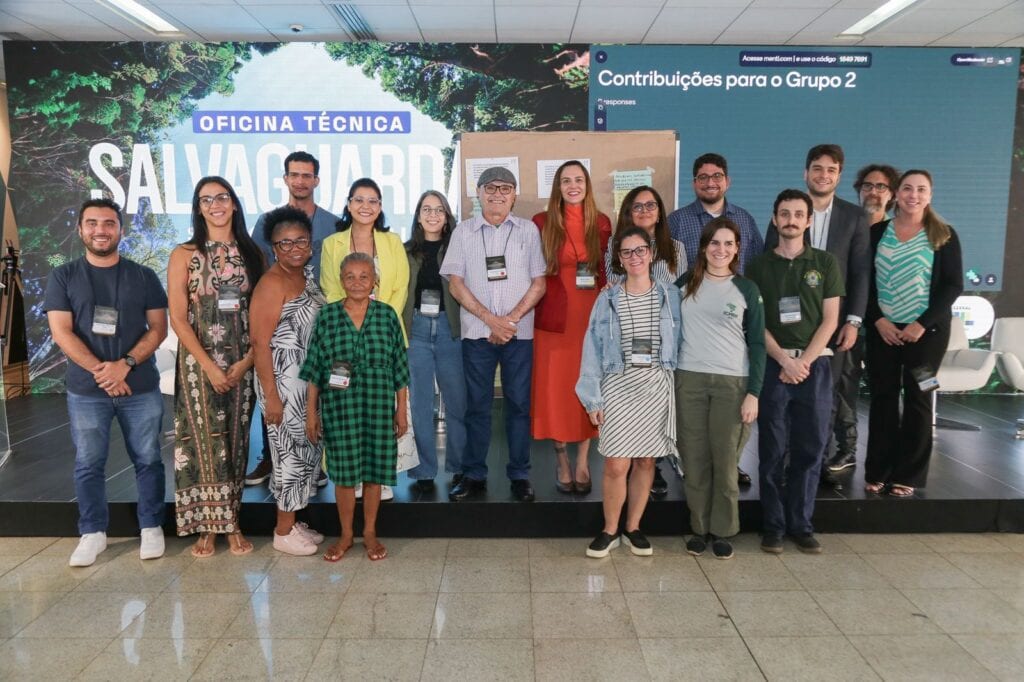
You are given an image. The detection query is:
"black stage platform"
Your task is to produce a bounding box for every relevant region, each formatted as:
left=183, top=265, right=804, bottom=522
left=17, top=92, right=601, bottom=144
left=0, top=393, right=1021, bottom=536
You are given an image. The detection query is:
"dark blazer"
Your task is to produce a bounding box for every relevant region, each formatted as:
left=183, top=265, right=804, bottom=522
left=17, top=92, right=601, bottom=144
left=865, top=220, right=963, bottom=333
left=765, top=196, right=870, bottom=328
left=403, top=243, right=461, bottom=339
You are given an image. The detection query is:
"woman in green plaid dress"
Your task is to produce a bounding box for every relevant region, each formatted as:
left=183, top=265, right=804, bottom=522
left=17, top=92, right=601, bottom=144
left=302, top=252, right=409, bottom=561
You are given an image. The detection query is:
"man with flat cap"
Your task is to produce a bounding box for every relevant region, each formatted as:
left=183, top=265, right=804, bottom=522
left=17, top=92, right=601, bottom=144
left=441, top=167, right=546, bottom=502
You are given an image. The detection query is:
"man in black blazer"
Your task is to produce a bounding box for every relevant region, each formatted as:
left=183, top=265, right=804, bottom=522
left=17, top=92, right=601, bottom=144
left=764, top=144, right=870, bottom=484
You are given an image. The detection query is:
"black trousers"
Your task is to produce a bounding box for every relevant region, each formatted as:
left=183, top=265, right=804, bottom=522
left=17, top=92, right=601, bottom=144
left=829, top=336, right=864, bottom=456
left=864, top=323, right=949, bottom=488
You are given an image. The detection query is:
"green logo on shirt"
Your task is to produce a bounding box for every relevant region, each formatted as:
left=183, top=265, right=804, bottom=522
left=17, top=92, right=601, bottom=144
left=723, top=302, right=738, bottom=319
left=803, top=270, right=822, bottom=288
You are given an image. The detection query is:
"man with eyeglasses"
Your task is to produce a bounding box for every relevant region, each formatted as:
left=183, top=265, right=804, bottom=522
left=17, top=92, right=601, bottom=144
left=669, top=153, right=764, bottom=273
left=747, top=189, right=842, bottom=554
left=441, top=167, right=547, bottom=502
left=668, top=153, right=762, bottom=488
left=764, top=144, right=869, bottom=491
left=247, top=151, right=340, bottom=487
left=819, top=163, right=900, bottom=478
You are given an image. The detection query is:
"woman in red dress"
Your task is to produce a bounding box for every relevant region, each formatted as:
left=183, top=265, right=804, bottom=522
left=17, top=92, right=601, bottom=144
left=532, top=161, right=612, bottom=494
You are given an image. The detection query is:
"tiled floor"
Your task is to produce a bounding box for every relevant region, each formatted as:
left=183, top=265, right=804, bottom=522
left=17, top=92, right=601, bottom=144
left=1, top=533, right=1022, bottom=680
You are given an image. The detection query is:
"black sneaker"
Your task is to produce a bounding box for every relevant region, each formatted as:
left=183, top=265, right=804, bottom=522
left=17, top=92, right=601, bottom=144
left=316, top=467, right=329, bottom=487
left=651, top=464, right=669, bottom=496
left=826, top=452, right=857, bottom=473
left=414, top=479, right=435, bottom=493
left=711, top=536, right=734, bottom=560
left=760, top=534, right=784, bottom=554
left=685, top=535, right=707, bottom=556
left=793, top=534, right=822, bottom=554
left=622, top=529, right=653, bottom=556
left=244, top=457, right=273, bottom=486
left=586, top=532, right=621, bottom=558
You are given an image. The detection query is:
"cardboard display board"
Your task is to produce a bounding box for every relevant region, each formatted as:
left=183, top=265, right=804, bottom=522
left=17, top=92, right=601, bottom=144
left=456, top=131, right=678, bottom=225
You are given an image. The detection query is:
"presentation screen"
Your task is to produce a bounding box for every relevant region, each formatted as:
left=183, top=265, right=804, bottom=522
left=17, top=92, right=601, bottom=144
left=589, top=45, right=1020, bottom=293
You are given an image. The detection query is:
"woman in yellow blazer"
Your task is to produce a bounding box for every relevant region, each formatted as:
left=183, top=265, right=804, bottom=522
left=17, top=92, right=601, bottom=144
left=320, top=178, right=410, bottom=339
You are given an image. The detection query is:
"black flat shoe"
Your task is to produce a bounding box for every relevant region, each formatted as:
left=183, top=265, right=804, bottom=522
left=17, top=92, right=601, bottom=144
left=650, top=464, right=668, bottom=496
left=737, top=467, right=752, bottom=486
left=449, top=477, right=486, bottom=501
left=555, top=479, right=575, bottom=494
left=511, top=479, right=535, bottom=502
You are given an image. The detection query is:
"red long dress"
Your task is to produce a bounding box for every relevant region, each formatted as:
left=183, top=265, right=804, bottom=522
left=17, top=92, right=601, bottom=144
left=530, top=205, right=610, bottom=442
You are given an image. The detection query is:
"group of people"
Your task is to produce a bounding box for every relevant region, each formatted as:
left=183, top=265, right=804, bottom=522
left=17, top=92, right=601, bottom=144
left=45, top=143, right=962, bottom=566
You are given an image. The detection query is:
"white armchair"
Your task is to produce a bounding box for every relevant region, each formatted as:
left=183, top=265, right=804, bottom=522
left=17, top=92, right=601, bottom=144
left=934, top=316, right=998, bottom=430
left=991, top=317, right=1024, bottom=390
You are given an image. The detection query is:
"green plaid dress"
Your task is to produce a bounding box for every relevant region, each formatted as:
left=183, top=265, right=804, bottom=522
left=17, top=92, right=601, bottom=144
left=300, top=300, right=409, bottom=486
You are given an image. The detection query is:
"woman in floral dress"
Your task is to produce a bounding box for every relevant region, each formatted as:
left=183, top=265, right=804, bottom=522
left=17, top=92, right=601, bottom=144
left=168, top=176, right=266, bottom=558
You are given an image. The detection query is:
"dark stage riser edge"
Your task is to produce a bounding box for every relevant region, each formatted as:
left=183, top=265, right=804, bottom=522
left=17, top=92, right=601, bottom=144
left=2, top=498, right=1021, bottom=537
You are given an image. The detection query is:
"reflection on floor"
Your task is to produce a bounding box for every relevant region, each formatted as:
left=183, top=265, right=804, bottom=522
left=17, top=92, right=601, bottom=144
left=1, top=532, right=1022, bottom=680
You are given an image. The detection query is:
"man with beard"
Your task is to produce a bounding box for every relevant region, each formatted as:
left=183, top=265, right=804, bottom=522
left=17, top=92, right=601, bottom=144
left=668, top=152, right=762, bottom=488
left=747, top=189, right=842, bottom=554
left=824, top=163, right=901, bottom=475
left=45, top=198, right=169, bottom=566
left=765, top=145, right=869, bottom=488
left=246, top=151, right=339, bottom=486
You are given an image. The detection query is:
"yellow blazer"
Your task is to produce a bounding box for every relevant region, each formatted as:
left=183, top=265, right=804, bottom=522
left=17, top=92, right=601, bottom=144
left=320, top=228, right=410, bottom=339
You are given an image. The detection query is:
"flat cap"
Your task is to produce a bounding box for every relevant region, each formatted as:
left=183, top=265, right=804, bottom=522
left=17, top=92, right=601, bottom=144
left=476, top=167, right=517, bottom=188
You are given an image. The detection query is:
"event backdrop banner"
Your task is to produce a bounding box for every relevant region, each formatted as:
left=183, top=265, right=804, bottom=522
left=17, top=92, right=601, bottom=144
left=3, top=42, right=589, bottom=392
left=589, top=45, right=1021, bottom=295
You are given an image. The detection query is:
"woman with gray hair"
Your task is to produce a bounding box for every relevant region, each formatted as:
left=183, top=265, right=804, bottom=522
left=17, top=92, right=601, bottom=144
left=301, top=251, right=410, bottom=561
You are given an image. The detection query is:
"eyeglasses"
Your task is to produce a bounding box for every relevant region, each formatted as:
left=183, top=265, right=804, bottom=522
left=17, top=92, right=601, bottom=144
left=286, top=172, right=315, bottom=181
left=695, top=172, right=726, bottom=183
left=420, top=206, right=447, bottom=216
left=857, top=182, right=891, bottom=193
left=349, top=196, right=381, bottom=207
left=198, top=193, right=231, bottom=208
left=482, top=184, right=514, bottom=196
left=630, top=201, right=658, bottom=214
left=619, top=245, right=651, bottom=260
left=272, top=237, right=311, bottom=252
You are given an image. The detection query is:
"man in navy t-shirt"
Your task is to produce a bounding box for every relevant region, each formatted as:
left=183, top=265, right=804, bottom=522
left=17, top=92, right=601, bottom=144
left=44, top=198, right=169, bottom=567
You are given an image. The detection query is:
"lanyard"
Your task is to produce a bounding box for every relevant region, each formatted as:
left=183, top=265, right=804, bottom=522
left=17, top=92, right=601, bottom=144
left=622, top=284, right=658, bottom=337
left=349, top=229, right=378, bottom=259
left=207, top=241, right=236, bottom=284
left=85, top=260, right=122, bottom=309
left=480, top=222, right=514, bottom=259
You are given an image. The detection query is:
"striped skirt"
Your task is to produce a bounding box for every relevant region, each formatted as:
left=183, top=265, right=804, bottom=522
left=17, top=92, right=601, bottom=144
left=597, top=366, right=677, bottom=459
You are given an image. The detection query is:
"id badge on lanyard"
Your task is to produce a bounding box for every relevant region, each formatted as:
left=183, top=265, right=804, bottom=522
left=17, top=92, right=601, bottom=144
left=575, top=262, right=596, bottom=289
left=631, top=338, right=653, bottom=367
left=779, top=296, right=801, bottom=325
left=419, top=289, right=441, bottom=317
left=329, top=360, right=352, bottom=390
left=486, top=255, right=508, bottom=281
left=218, top=284, right=242, bottom=312
left=92, top=306, right=118, bottom=336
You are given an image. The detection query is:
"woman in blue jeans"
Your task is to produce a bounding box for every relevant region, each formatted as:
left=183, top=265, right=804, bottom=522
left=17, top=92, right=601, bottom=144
left=402, top=191, right=467, bottom=491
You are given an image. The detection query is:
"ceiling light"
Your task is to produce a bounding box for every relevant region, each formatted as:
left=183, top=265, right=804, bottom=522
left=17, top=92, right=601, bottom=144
left=839, top=0, right=923, bottom=37
left=96, top=0, right=179, bottom=34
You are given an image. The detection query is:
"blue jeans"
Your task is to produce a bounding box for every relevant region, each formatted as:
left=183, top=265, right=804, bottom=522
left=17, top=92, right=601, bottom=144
left=67, top=389, right=166, bottom=534
left=757, top=357, right=831, bottom=537
left=407, top=311, right=467, bottom=480
left=462, top=337, right=533, bottom=481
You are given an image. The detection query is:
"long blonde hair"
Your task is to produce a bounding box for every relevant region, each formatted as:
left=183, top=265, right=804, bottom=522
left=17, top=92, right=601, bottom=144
left=896, top=169, right=950, bottom=249
left=541, top=161, right=602, bottom=277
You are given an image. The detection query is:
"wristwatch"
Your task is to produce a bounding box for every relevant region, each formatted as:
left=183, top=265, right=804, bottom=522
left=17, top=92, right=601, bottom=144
left=123, top=353, right=138, bottom=370
left=847, top=320, right=862, bottom=329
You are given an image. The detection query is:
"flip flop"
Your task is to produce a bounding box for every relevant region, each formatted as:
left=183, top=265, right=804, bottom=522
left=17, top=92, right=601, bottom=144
left=323, top=540, right=353, bottom=562
left=864, top=481, right=885, bottom=494
left=888, top=484, right=915, bottom=497
left=227, top=532, right=254, bottom=556
left=365, top=541, right=388, bottom=561
left=190, top=533, right=215, bottom=558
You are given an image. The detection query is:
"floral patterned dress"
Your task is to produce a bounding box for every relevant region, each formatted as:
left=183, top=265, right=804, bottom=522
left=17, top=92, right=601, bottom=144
left=174, top=242, right=255, bottom=536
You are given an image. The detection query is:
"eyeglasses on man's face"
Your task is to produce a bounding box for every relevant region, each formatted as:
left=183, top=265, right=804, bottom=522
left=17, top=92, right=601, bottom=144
left=695, top=172, right=726, bottom=184
left=482, top=184, right=514, bottom=196
left=857, top=182, right=891, bottom=193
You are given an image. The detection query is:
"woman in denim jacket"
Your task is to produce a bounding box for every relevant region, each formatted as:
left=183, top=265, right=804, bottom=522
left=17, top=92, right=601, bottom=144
left=576, top=227, right=683, bottom=558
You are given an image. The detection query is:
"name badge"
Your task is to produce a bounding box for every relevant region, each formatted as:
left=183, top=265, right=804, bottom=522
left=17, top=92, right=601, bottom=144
left=419, top=289, right=441, bottom=317
left=911, top=366, right=940, bottom=392
left=779, top=296, right=801, bottom=324
left=92, top=305, right=118, bottom=336
left=329, top=361, right=352, bottom=390
left=575, top=262, right=596, bottom=290
left=630, top=338, right=653, bottom=367
left=486, top=255, right=508, bottom=281
left=218, top=284, right=242, bottom=312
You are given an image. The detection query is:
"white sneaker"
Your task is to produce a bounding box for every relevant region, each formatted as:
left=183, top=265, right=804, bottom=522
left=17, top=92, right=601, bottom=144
left=69, top=532, right=107, bottom=567
left=140, top=527, right=165, bottom=560
left=294, top=522, right=324, bottom=545
left=381, top=485, right=394, bottom=501
left=273, top=526, right=317, bottom=556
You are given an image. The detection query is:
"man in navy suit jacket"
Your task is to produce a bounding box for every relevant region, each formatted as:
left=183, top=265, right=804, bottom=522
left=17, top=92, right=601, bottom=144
left=764, top=144, right=870, bottom=483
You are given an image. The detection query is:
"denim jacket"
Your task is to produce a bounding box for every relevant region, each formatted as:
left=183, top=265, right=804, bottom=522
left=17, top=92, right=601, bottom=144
left=575, top=281, right=683, bottom=413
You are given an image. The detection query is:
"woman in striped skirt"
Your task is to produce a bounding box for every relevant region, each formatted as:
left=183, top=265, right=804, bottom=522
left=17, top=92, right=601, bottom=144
left=577, top=227, right=683, bottom=558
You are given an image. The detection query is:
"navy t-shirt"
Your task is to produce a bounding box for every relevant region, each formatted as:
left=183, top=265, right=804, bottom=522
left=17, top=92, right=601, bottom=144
left=43, top=257, right=168, bottom=396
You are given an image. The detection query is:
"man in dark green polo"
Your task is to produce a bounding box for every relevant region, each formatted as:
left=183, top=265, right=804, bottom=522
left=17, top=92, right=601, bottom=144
left=746, top=189, right=842, bottom=554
